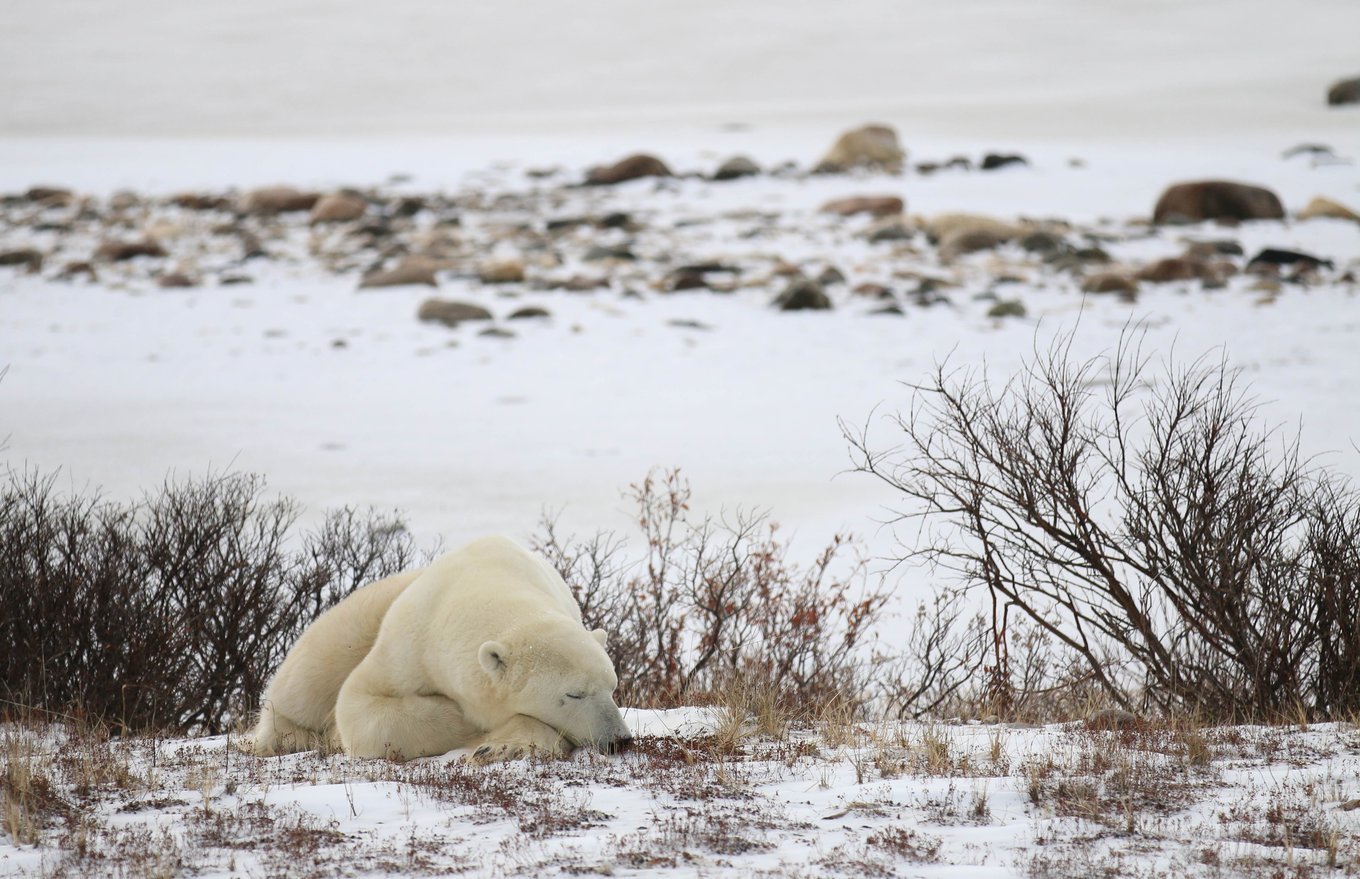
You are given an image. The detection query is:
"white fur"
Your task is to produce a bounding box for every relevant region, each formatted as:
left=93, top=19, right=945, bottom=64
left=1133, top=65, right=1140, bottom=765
left=247, top=536, right=628, bottom=762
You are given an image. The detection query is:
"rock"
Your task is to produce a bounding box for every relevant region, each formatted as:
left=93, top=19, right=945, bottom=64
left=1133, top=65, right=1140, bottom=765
left=1182, top=239, right=1244, bottom=258
left=240, top=186, right=320, bottom=214
left=585, top=154, right=672, bottom=186
left=938, top=224, right=1018, bottom=261
left=94, top=239, right=167, bottom=261
left=774, top=278, right=832, bottom=311
left=551, top=275, right=609, bottom=292
left=820, top=195, right=904, bottom=217
left=59, top=261, right=97, bottom=281
left=925, top=213, right=1019, bottom=245
left=417, top=299, right=493, bottom=327
left=867, top=221, right=913, bottom=243
left=1086, top=708, right=1142, bottom=732
left=108, top=191, right=141, bottom=212
left=852, top=282, right=894, bottom=300
left=980, top=153, right=1028, bottom=171
left=1081, top=272, right=1139, bottom=297
left=1135, top=257, right=1209, bottom=283
left=817, top=266, right=846, bottom=286
left=478, top=258, right=526, bottom=284
left=0, top=248, right=43, bottom=271
left=1152, top=180, right=1284, bottom=224
left=1327, top=76, right=1360, bottom=106
left=478, top=326, right=516, bottom=339
left=169, top=192, right=231, bottom=211
left=1246, top=248, right=1334, bottom=272
left=156, top=272, right=197, bottom=288
left=667, top=318, right=712, bottom=331
left=1018, top=231, right=1066, bottom=255
left=1297, top=196, right=1360, bottom=222
left=986, top=299, right=1026, bottom=318
left=359, top=259, right=439, bottom=289
left=508, top=306, right=551, bottom=320
left=712, top=155, right=760, bottom=181
left=25, top=185, right=74, bottom=204
left=666, top=269, right=710, bottom=291
left=583, top=244, right=635, bottom=262
left=869, top=304, right=904, bottom=316
left=310, top=192, right=367, bottom=223
left=816, top=124, right=905, bottom=173
left=239, top=231, right=267, bottom=260
left=1282, top=143, right=1335, bottom=160
left=597, top=212, right=633, bottom=229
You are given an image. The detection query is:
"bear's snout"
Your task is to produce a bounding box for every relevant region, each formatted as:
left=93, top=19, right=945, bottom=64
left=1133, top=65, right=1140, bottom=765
left=601, top=735, right=633, bottom=755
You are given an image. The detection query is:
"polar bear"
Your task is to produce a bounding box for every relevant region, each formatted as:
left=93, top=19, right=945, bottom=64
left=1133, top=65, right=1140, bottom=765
left=247, top=535, right=630, bottom=761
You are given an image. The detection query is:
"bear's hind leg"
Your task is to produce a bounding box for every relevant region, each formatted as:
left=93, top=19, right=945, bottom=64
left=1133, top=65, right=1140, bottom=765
left=470, top=714, right=572, bottom=764
left=336, top=673, right=477, bottom=760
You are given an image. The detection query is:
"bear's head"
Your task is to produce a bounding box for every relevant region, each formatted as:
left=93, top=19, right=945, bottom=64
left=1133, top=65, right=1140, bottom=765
left=478, top=618, right=631, bottom=754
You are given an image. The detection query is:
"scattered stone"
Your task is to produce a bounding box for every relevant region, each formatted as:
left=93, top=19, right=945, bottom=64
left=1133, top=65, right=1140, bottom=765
left=774, top=278, right=832, bottom=311
left=551, top=274, right=609, bottom=292
left=986, top=299, right=1027, bottom=318
left=1281, top=143, right=1335, bottom=160
left=869, top=303, right=904, bottom=316
left=1152, top=180, right=1284, bottom=224
left=169, top=192, right=231, bottom=211
left=585, top=154, right=672, bottom=186
left=1018, top=230, right=1066, bottom=255
left=417, top=299, right=493, bottom=327
left=667, top=318, right=712, bottom=331
left=310, top=192, right=367, bottom=223
left=583, top=244, right=635, bottom=262
left=867, top=221, right=913, bottom=243
left=58, top=261, right=97, bottom=281
left=239, top=231, right=267, bottom=261
left=817, top=266, right=846, bottom=286
left=240, top=186, right=320, bottom=214
left=156, top=272, right=197, bottom=288
left=1297, top=196, right=1360, bottom=222
left=939, top=226, right=1014, bottom=261
left=816, top=124, right=905, bottom=173
left=1326, top=76, right=1360, bottom=106
left=1182, top=239, right=1244, bottom=258
left=925, top=213, right=1018, bottom=245
left=980, top=153, right=1028, bottom=171
left=392, top=196, right=427, bottom=218
left=665, top=269, right=710, bottom=291
left=1086, top=708, right=1142, bottom=731
left=359, top=259, right=439, bottom=289
left=94, top=239, right=167, bottom=262
left=507, top=306, right=551, bottom=320
left=219, top=274, right=253, bottom=285
left=712, top=155, right=760, bottom=181
left=597, top=212, right=633, bottom=229
left=1136, top=257, right=1208, bottom=283
left=1246, top=248, right=1334, bottom=272
left=852, top=282, right=894, bottom=299
left=478, top=258, right=526, bottom=284
left=0, top=248, right=43, bottom=271
left=819, top=195, right=904, bottom=217
left=478, top=326, right=516, bottom=339
left=1081, top=272, right=1139, bottom=297
left=25, top=185, right=74, bottom=204
left=108, top=191, right=140, bottom=212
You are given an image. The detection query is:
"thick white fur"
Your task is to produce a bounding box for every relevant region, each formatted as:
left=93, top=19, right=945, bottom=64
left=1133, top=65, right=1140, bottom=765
left=248, top=536, right=628, bottom=762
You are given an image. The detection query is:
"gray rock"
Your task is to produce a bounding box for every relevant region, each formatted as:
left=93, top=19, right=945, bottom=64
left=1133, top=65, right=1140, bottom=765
left=1327, top=76, right=1360, bottom=106
left=712, top=155, right=760, bottom=181
left=417, top=299, right=493, bottom=327
left=774, top=278, right=832, bottom=311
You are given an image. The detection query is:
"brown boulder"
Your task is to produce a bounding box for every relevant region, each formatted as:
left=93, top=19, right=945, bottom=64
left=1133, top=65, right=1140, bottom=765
left=1081, top=272, right=1139, bottom=297
left=585, top=154, right=672, bottom=186
left=0, top=248, right=43, bottom=272
left=310, top=192, right=367, bottom=223
left=774, top=278, right=832, bottom=311
left=1327, top=76, right=1360, bottom=106
left=94, top=239, right=167, bottom=262
left=359, top=259, right=439, bottom=289
left=240, top=186, right=321, bottom=215
left=1152, top=181, right=1284, bottom=224
left=157, top=272, right=197, bottom=288
left=170, top=192, right=231, bottom=211
left=712, top=155, right=760, bottom=181
left=478, top=258, right=526, bottom=284
left=25, top=186, right=74, bottom=205
left=1297, top=196, right=1360, bottom=223
left=417, top=299, right=493, bottom=327
left=816, top=124, right=905, bottom=173
left=820, top=195, right=904, bottom=218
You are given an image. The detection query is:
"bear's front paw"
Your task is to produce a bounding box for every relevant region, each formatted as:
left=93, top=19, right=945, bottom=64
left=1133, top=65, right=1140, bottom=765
left=468, top=737, right=568, bottom=764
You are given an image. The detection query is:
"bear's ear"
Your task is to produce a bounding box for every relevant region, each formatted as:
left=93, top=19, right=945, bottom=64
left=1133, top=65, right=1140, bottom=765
left=590, top=628, right=609, bottom=649
left=478, top=641, right=510, bottom=676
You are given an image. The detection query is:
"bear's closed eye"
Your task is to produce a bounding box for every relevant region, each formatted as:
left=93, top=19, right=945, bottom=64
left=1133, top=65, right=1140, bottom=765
left=566, top=693, right=584, bottom=700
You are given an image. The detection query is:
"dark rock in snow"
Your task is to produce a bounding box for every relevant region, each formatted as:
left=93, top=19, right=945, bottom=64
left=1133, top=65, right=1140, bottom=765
left=980, top=153, right=1028, bottom=171
left=712, top=156, right=760, bottom=181
left=417, top=299, right=493, bottom=327
left=585, top=154, right=673, bottom=186
left=1246, top=248, right=1334, bottom=272
left=774, top=278, right=832, bottom=311
left=1326, top=76, right=1360, bottom=106
left=1152, top=180, right=1284, bottom=224
left=820, top=195, right=904, bottom=217
left=0, top=248, right=43, bottom=271
left=94, top=239, right=166, bottom=262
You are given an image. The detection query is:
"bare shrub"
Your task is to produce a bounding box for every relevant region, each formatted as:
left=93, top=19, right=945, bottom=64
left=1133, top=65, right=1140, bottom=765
left=0, top=469, right=419, bottom=734
left=846, top=330, right=1360, bottom=721
left=534, top=468, right=888, bottom=712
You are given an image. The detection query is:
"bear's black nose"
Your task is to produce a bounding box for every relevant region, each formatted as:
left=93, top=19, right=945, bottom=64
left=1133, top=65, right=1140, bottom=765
left=605, top=736, right=634, bottom=755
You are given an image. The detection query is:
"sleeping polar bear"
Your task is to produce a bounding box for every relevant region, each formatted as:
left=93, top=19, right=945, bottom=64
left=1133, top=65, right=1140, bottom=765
left=247, top=535, right=631, bottom=761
